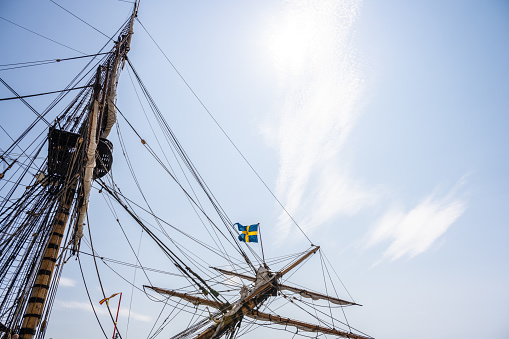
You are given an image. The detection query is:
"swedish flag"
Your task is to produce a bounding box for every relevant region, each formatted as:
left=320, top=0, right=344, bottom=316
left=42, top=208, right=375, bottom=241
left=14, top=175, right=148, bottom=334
left=235, top=223, right=259, bottom=243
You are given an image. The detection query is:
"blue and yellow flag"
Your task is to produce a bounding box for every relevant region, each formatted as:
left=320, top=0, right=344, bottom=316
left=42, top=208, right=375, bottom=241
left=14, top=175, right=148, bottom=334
left=235, top=223, right=259, bottom=243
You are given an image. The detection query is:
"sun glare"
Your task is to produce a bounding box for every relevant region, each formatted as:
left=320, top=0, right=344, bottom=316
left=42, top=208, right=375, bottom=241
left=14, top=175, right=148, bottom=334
left=268, top=8, right=315, bottom=73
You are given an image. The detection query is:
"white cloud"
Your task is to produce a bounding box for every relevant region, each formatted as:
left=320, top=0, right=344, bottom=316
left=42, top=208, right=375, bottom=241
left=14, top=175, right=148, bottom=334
left=264, top=0, right=372, bottom=238
left=59, top=277, right=76, bottom=287
left=275, top=164, right=381, bottom=238
left=365, top=179, right=468, bottom=262
left=56, top=300, right=151, bottom=322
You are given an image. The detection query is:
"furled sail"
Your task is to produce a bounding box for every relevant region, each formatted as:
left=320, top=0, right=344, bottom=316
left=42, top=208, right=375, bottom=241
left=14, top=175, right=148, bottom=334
left=212, top=267, right=359, bottom=306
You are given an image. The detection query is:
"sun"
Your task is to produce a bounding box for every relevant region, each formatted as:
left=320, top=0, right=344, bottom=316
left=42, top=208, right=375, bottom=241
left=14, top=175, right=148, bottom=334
left=267, top=7, right=315, bottom=74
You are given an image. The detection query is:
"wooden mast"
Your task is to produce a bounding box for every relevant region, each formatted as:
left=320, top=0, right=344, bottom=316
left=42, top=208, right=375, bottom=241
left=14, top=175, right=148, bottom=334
left=146, top=247, right=372, bottom=339
left=18, top=4, right=139, bottom=336
left=146, top=246, right=354, bottom=339
left=18, top=182, right=77, bottom=339
left=195, top=246, right=322, bottom=338
left=18, top=68, right=104, bottom=339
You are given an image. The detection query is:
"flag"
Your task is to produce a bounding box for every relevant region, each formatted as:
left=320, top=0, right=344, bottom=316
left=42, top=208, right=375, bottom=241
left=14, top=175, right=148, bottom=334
left=99, top=293, right=120, bottom=306
left=235, top=223, right=259, bottom=243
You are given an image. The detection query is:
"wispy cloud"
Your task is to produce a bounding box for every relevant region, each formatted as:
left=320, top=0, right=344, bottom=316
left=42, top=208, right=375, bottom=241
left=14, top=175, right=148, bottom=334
left=56, top=300, right=151, bottom=322
left=264, top=0, right=371, bottom=237
left=59, top=277, right=76, bottom=287
left=364, top=178, right=468, bottom=262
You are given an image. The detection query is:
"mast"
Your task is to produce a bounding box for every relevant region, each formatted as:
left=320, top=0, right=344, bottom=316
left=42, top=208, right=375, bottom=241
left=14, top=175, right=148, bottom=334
left=147, top=286, right=372, bottom=339
left=17, top=141, right=81, bottom=339
left=17, top=5, right=138, bottom=338
left=18, top=67, right=103, bottom=339
left=146, top=246, right=336, bottom=339
left=1, top=2, right=375, bottom=338
left=72, top=2, right=138, bottom=251
left=197, top=246, right=322, bottom=338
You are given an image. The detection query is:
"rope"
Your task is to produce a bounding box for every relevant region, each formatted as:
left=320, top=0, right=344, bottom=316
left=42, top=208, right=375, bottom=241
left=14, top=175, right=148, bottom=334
left=49, top=0, right=110, bottom=39
left=78, top=256, right=109, bottom=338
left=85, top=213, right=124, bottom=339
left=113, top=102, right=256, bottom=271
left=0, top=52, right=110, bottom=71
left=0, top=16, right=85, bottom=54
left=136, top=17, right=313, bottom=245
left=0, top=85, right=92, bottom=101
left=124, top=65, right=239, bottom=274
left=125, top=229, right=143, bottom=339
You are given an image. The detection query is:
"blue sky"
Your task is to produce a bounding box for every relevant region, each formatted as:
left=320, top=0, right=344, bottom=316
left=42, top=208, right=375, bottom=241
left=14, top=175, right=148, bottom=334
left=1, top=1, right=508, bottom=338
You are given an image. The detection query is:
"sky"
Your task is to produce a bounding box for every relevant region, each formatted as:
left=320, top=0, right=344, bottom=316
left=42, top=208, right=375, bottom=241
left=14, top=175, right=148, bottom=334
left=1, top=0, right=508, bottom=339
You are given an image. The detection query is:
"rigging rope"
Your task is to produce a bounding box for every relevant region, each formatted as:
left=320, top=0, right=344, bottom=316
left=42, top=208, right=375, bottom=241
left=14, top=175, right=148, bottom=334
left=0, top=52, right=110, bottom=71
left=98, top=183, right=228, bottom=306
left=0, top=85, right=92, bottom=101
left=125, top=228, right=143, bottom=339
left=78, top=255, right=109, bottom=338
left=113, top=122, right=222, bottom=284
left=85, top=212, right=125, bottom=339
left=113, top=103, right=256, bottom=272
left=0, top=77, right=51, bottom=125
left=136, top=17, right=314, bottom=246
left=49, top=0, right=111, bottom=39
left=0, top=16, right=85, bottom=54
left=124, top=65, right=240, bottom=274
left=123, top=58, right=264, bottom=267
left=1, top=14, right=130, bottom=159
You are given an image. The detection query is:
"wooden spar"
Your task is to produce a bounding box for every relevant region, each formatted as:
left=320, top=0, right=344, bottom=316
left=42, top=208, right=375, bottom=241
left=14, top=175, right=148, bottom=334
left=280, top=245, right=320, bottom=277
left=145, top=286, right=267, bottom=339
left=212, top=267, right=359, bottom=306
left=279, top=284, right=360, bottom=306
left=73, top=4, right=136, bottom=248
left=194, top=284, right=276, bottom=339
left=145, top=285, right=369, bottom=339
left=246, top=310, right=373, bottom=339
left=20, top=64, right=104, bottom=339
left=73, top=76, right=102, bottom=249
left=211, top=267, right=256, bottom=282
left=192, top=247, right=322, bottom=338
left=147, top=247, right=356, bottom=339
left=145, top=286, right=223, bottom=309
left=19, top=180, right=78, bottom=339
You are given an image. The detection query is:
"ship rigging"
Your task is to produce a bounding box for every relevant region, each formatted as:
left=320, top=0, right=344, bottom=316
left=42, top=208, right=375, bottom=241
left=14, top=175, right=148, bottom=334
left=0, top=2, right=373, bottom=338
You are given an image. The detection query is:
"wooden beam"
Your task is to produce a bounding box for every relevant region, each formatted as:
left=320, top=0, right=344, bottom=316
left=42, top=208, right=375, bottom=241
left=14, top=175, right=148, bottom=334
left=19, top=181, right=77, bottom=339
left=148, top=271, right=369, bottom=339
left=280, top=246, right=320, bottom=277
left=212, top=267, right=255, bottom=282
left=246, top=310, right=373, bottom=339
left=145, top=286, right=223, bottom=309
left=279, top=285, right=360, bottom=306
left=194, top=277, right=279, bottom=338
left=212, top=267, right=358, bottom=306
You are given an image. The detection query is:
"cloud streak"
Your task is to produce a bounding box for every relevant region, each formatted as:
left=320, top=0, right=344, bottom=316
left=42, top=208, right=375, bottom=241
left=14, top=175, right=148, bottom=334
left=365, top=179, right=468, bottom=262
left=265, top=0, right=372, bottom=237
left=59, top=277, right=76, bottom=287
left=56, top=300, right=151, bottom=322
